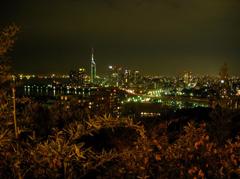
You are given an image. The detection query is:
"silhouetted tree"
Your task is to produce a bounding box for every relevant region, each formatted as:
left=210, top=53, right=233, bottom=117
left=0, top=24, right=19, bottom=122
left=219, top=62, right=229, bottom=80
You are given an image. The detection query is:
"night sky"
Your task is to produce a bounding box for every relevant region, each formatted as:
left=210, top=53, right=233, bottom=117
left=1, top=0, right=240, bottom=76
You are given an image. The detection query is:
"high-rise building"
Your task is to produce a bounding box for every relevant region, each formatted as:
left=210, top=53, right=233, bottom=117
left=134, top=70, right=140, bottom=84
left=90, top=48, right=96, bottom=83
left=183, top=71, right=193, bottom=87
left=69, top=68, right=87, bottom=86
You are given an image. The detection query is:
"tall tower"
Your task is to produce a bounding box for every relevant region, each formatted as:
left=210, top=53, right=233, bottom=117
left=90, top=48, right=96, bottom=83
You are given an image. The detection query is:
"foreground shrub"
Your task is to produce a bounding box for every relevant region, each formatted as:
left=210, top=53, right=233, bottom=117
left=0, top=115, right=239, bottom=178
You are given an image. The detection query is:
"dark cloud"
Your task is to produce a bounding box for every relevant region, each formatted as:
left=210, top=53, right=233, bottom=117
left=1, top=0, right=240, bottom=75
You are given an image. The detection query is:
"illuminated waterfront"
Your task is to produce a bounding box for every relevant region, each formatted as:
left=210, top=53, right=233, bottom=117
left=21, top=85, right=96, bottom=97
left=16, top=84, right=211, bottom=120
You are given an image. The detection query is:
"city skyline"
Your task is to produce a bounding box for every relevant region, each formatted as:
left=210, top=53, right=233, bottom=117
left=1, top=0, right=240, bottom=75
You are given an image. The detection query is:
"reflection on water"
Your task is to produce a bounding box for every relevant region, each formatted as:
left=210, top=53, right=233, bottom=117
left=18, top=85, right=95, bottom=97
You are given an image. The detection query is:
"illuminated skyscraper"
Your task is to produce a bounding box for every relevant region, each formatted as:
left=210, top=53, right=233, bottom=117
left=183, top=71, right=193, bottom=87
left=90, top=48, right=96, bottom=83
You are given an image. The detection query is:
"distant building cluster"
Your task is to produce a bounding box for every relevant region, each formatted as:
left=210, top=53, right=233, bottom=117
left=14, top=52, right=240, bottom=112
left=107, top=65, right=142, bottom=88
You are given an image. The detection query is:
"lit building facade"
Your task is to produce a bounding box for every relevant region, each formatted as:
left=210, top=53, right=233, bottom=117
left=69, top=68, right=87, bottom=86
